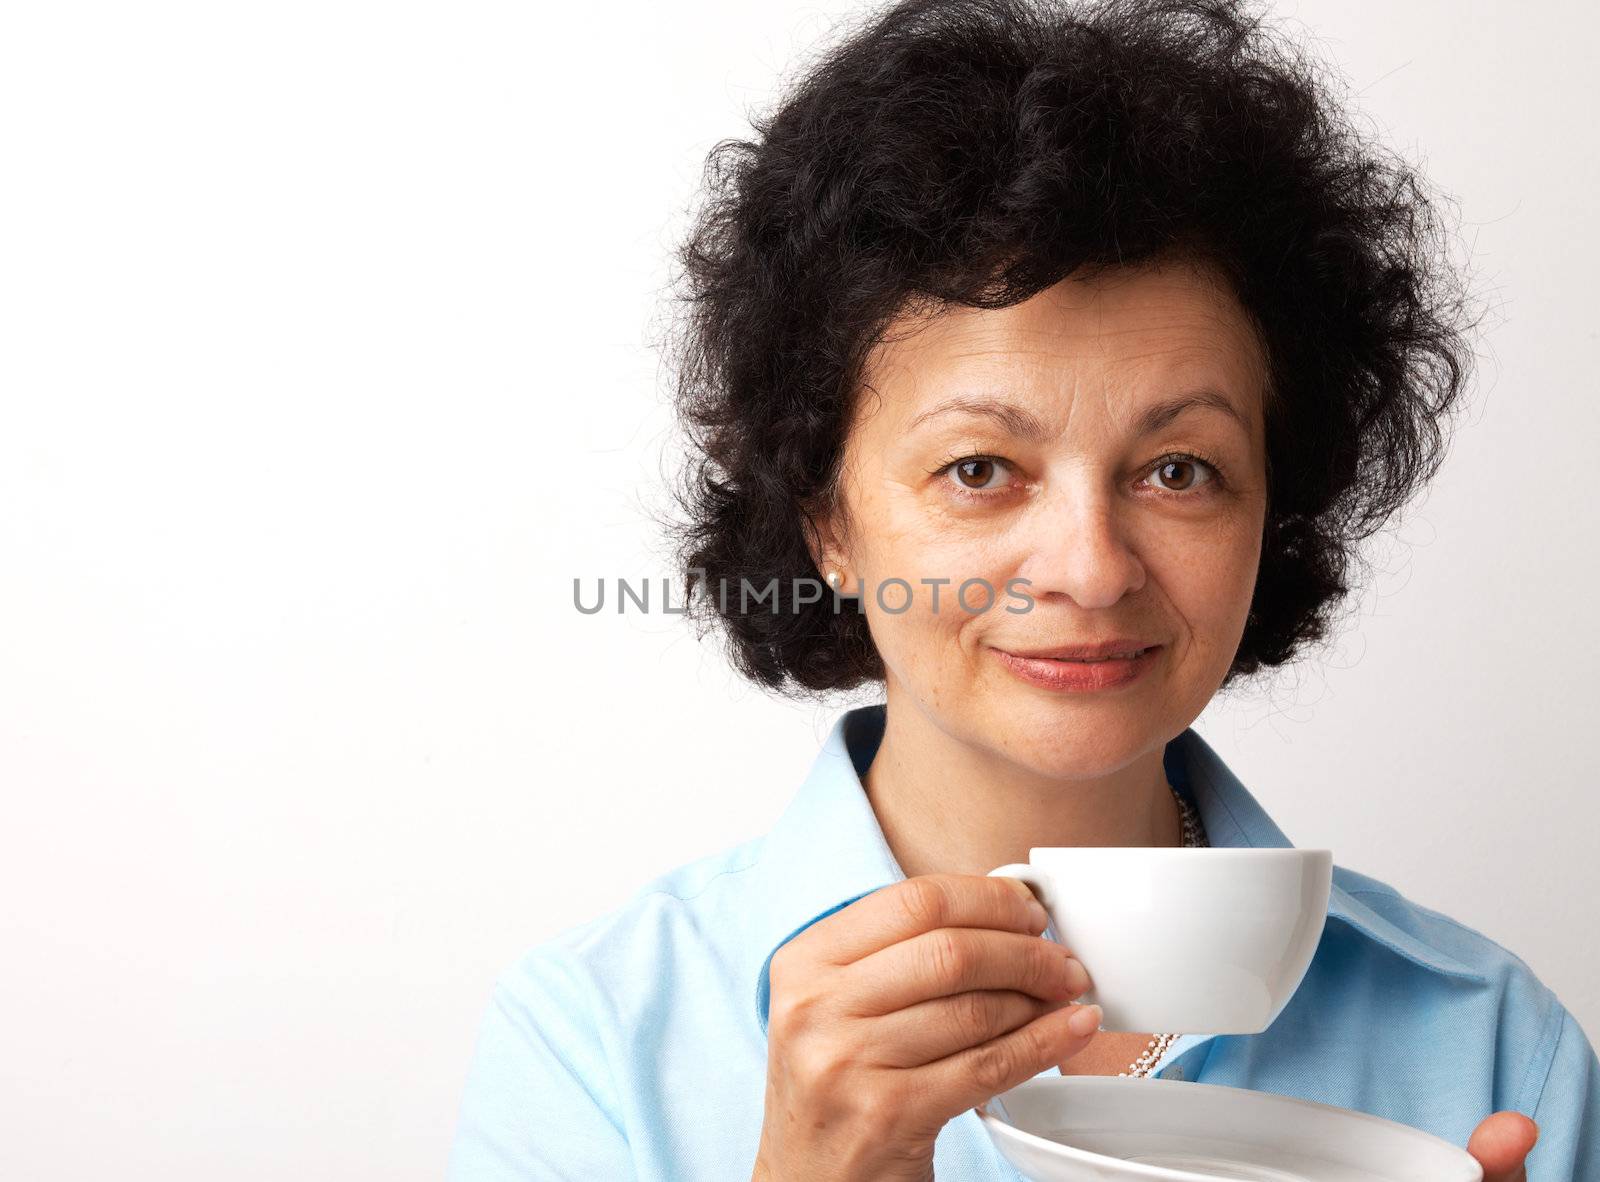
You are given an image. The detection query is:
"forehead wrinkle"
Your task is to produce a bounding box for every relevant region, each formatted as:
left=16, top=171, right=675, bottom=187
left=873, top=277, right=1265, bottom=441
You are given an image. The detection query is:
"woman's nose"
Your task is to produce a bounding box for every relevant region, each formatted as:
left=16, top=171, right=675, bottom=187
left=1013, top=483, right=1146, bottom=610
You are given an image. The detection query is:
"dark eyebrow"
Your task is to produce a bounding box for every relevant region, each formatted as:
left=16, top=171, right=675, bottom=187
left=905, top=396, right=1054, bottom=441
left=905, top=390, right=1251, bottom=440
left=1131, top=390, right=1252, bottom=437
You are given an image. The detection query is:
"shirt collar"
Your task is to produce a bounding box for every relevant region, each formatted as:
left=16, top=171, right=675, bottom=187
left=753, top=703, right=1482, bottom=1036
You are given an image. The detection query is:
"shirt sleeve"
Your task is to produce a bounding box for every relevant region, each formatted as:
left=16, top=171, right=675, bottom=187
left=1523, top=1002, right=1600, bottom=1181
left=447, top=950, right=636, bottom=1182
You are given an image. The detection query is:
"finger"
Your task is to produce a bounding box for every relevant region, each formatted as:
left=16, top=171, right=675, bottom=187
left=868, top=988, right=1077, bottom=1067
left=845, top=926, right=1090, bottom=1014
left=1467, top=1111, right=1538, bottom=1182
left=919, top=1001, right=1103, bottom=1115
left=794, top=874, right=1051, bottom=966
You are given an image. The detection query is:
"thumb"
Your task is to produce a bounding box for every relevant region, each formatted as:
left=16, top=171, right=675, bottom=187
left=1466, top=1110, right=1538, bottom=1182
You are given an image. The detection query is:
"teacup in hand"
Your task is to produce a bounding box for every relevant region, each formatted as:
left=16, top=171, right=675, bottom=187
left=988, top=848, right=1333, bottom=1034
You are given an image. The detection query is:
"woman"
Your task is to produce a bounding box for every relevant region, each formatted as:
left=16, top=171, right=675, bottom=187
left=449, top=0, right=1598, bottom=1178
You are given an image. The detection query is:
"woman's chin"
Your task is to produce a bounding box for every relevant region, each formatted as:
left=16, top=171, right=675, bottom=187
left=968, top=699, right=1165, bottom=773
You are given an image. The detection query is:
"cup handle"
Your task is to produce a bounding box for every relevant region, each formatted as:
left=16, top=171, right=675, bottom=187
left=987, top=863, right=1058, bottom=930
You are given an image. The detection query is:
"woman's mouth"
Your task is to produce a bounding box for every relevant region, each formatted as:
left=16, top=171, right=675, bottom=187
left=990, top=645, right=1162, bottom=691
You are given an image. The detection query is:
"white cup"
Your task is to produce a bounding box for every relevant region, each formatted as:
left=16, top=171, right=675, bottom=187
left=988, top=848, right=1332, bottom=1034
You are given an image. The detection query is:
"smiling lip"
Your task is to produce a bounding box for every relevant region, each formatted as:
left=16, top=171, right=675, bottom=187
left=990, top=644, right=1162, bottom=692
left=999, top=638, right=1160, bottom=661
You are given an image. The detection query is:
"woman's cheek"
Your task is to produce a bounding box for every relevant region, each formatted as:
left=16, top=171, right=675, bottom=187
left=1165, top=531, right=1259, bottom=660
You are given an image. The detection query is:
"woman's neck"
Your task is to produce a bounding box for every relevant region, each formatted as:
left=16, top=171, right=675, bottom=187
left=860, top=694, right=1182, bottom=881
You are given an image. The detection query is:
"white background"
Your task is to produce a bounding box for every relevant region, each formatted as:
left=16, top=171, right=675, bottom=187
left=2, top=1, right=1595, bottom=1177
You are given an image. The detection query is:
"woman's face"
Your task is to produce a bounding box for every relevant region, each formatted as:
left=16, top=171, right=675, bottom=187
left=816, top=258, right=1271, bottom=775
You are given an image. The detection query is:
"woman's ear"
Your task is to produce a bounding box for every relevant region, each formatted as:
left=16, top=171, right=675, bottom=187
left=797, top=495, right=848, bottom=579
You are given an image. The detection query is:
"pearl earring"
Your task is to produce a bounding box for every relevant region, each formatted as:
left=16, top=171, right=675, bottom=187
left=826, top=570, right=843, bottom=590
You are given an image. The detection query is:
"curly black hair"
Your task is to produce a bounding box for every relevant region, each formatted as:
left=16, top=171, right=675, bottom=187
left=661, top=0, right=1477, bottom=697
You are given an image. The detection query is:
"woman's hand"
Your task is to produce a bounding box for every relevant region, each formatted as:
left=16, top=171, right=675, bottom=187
left=1466, top=1110, right=1538, bottom=1181
left=751, top=873, right=1099, bottom=1182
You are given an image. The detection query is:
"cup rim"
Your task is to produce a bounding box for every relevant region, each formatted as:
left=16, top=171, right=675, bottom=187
left=1025, top=846, right=1332, bottom=856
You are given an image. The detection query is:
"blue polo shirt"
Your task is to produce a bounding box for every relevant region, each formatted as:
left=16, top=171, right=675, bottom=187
left=447, top=704, right=1599, bottom=1179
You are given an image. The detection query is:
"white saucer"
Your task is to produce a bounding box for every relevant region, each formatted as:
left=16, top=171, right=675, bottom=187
left=976, top=1076, right=1482, bottom=1181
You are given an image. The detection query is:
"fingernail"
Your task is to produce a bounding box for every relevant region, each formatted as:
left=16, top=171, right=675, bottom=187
left=1060, top=955, right=1091, bottom=997
left=1067, top=1004, right=1102, bottom=1037
left=1004, top=879, right=1049, bottom=930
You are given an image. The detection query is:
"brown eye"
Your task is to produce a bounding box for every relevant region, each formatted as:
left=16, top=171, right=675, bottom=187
left=1146, top=455, right=1217, bottom=493
left=955, top=458, right=998, bottom=488
left=935, top=455, right=1017, bottom=496
left=1159, top=460, right=1195, bottom=489
left=943, top=456, right=1014, bottom=493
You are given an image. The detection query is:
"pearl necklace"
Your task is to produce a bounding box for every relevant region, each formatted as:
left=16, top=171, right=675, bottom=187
left=1118, top=784, right=1208, bottom=1078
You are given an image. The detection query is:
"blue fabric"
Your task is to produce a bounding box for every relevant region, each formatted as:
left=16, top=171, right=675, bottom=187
left=446, top=703, right=1599, bottom=1180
